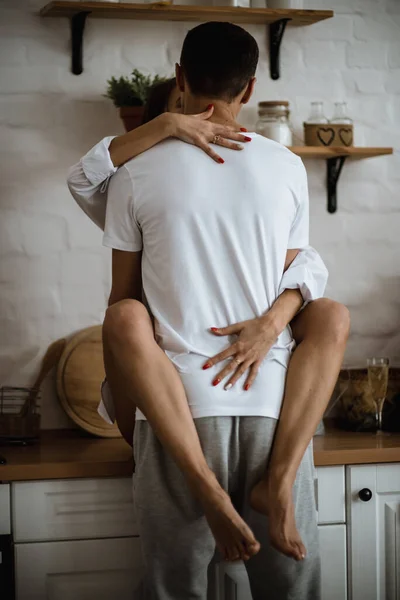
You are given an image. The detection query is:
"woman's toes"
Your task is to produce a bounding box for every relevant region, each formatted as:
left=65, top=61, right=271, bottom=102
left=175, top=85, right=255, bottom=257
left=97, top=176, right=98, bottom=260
left=296, top=541, right=306, bottom=558
left=293, top=543, right=305, bottom=561
left=299, top=548, right=307, bottom=561
left=248, top=540, right=261, bottom=556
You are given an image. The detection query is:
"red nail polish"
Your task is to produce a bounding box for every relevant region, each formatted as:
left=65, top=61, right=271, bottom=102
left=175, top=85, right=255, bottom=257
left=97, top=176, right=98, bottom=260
left=203, top=363, right=211, bottom=370
left=240, top=127, right=248, bottom=132
left=244, top=136, right=252, bottom=142
left=218, top=158, right=225, bottom=164
left=244, top=384, right=250, bottom=391
left=213, top=378, right=221, bottom=386
left=207, top=104, right=213, bottom=110
left=210, top=327, right=219, bottom=332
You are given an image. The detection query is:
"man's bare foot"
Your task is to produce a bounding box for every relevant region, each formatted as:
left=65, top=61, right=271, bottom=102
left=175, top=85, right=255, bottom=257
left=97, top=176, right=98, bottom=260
left=193, top=475, right=260, bottom=562
left=250, top=478, right=306, bottom=561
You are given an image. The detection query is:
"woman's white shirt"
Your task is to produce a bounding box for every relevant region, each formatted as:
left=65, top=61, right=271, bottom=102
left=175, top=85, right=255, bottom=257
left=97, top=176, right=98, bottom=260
left=67, top=136, right=117, bottom=230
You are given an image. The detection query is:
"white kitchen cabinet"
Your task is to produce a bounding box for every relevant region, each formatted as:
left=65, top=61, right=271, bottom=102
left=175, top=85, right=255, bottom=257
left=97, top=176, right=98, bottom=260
left=12, top=477, right=137, bottom=542
left=9, top=466, right=350, bottom=600
left=216, top=562, right=253, bottom=600
left=319, top=524, right=347, bottom=600
left=15, top=537, right=144, bottom=600
left=0, top=483, right=11, bottom=534
left=347, top=463, right=400, bottom=600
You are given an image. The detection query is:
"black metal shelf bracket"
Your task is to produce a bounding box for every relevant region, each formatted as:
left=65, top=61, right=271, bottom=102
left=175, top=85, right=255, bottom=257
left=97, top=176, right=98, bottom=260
left=71, top=11, right=90, bottom=75
left=327, top=156, right=347, bottom=213
left=269, top=18, right=290, bottom=80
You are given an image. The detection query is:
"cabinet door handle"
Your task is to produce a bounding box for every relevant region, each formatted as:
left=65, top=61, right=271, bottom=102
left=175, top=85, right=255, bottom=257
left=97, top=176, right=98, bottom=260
left=358, top=488, right=373, bottom=502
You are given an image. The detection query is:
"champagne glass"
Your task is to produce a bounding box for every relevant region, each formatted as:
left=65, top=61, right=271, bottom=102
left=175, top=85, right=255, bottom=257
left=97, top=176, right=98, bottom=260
left=367, top=357, right=389, bottom=435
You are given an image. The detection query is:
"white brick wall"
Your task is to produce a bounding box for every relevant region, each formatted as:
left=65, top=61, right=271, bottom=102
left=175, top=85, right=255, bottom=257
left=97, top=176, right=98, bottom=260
left=0, top=0, right=399, bottom=428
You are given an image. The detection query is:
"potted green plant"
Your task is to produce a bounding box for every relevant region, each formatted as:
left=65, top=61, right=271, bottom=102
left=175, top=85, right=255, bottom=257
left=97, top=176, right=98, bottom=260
left=105, top=69, right=170, bottom=131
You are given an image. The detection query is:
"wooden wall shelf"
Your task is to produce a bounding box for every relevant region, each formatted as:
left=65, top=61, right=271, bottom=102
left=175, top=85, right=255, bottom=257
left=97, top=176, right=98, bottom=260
left=40, top=2, right=333, bottom=24
left=40, top=2, right=333, bottom=77
left=289, top=146, right=393, bottom=159
left=288, top=146, right=393, bottom=213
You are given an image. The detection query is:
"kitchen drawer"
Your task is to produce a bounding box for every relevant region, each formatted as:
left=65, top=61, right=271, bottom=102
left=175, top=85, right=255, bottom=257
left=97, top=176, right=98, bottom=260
left=316, top=466, right=345, bottom=525
left=0, top=484, right=11, bottom=535
left=15, top=537, right=144, bottom=600
left=12, top=477, right=138, bottom=542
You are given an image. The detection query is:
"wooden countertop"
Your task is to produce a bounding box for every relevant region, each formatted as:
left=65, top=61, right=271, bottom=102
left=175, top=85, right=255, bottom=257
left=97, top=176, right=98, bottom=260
left=313, top=427, right=400, bottom=467
left=0, top=430, right=134, bottom=482
left=1, top=428, right=400, bottom=482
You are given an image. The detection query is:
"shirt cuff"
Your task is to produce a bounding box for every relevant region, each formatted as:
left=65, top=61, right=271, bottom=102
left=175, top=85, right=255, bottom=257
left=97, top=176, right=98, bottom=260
left=279, top=246, right=329, bottom=304
left=81, top=136, right=118, bottom=187
left=103, top=234, right=143, bottom=253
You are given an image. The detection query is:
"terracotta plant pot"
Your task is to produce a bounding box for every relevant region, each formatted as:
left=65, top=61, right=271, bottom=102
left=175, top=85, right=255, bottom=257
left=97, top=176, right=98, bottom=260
left=119, top=106, right=145, bottom=132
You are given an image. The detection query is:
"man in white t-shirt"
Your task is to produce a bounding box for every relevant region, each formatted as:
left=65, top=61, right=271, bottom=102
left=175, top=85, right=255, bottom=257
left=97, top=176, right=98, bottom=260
left=102, top=22, right=323, bottom=599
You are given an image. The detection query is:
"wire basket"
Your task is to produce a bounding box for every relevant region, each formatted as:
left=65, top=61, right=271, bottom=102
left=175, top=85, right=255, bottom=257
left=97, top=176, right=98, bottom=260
left=0, top=387, right=41, bottom=443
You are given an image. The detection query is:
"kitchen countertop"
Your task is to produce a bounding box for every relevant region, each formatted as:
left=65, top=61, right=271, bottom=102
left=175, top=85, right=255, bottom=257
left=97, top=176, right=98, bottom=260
left=313, top=427, right=400, bottom=466
left=1, top=427, right=400, bottom=482
left=0, top=430, right=134, bottom=482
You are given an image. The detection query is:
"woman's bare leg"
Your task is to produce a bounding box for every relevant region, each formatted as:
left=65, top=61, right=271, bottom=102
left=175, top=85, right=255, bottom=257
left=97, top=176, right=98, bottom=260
left=250, top=299, right=350, bottom=560
left=103, top=299, right=260, bottom=562
left=111, top=384, right=136, bottom=448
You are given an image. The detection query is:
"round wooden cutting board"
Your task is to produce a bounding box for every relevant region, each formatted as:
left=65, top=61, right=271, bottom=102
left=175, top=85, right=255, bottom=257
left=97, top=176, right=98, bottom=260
left=57, top=325, right=121, bottom=438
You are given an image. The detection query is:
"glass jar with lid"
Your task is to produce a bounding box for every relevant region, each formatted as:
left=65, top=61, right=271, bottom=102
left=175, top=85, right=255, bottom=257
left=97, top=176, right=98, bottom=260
left=256, top=101, right=292, bottom=146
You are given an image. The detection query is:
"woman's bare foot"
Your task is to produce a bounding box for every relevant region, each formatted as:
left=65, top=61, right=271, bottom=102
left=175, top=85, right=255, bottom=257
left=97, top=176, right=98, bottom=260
left=250, top=477, right=306, bottom=561
left=192, top=475, right=260, bottom=562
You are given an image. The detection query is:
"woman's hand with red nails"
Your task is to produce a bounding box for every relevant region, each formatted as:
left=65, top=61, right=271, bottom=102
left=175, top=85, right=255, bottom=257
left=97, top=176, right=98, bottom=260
left=168, top=106, right=251, bottom=164
left=203, top=316, right=280, bottom=390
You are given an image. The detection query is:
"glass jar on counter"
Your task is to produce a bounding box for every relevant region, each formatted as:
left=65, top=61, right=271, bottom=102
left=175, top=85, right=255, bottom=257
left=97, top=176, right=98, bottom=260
left=256, top=101, right=292, bottom=146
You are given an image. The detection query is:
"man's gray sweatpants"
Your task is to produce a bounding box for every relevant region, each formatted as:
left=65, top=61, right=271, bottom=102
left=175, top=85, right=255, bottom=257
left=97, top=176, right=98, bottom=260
left=133, top=416, right=320, bottom=600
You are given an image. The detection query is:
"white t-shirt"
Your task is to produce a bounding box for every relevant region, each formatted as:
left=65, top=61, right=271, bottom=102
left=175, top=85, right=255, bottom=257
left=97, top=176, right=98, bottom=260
left=103, top=133, right=309, bottom=421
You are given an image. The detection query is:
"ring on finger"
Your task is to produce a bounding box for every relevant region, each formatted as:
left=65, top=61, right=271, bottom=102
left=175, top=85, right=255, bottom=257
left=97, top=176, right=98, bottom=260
left=213, top=134, right=221, bottom=145
left=232, top=357, right=242, bottom=366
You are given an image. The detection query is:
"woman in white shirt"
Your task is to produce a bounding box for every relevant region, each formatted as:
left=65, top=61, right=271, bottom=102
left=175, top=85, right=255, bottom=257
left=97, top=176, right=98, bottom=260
left=68, top=78, right=350, bottom=563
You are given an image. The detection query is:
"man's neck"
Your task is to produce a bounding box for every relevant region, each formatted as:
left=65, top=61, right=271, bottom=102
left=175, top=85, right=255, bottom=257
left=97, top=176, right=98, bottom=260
left=183, top=96, right=240, bottom=127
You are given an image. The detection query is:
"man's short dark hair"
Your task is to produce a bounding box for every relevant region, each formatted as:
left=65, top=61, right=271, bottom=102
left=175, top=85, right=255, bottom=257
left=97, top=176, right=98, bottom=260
left=180, top=22, right=259, bottom=101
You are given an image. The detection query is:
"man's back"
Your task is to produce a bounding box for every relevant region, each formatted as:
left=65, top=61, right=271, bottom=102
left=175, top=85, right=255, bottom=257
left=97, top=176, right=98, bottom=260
left=104, top=134, right=308, bottom=420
